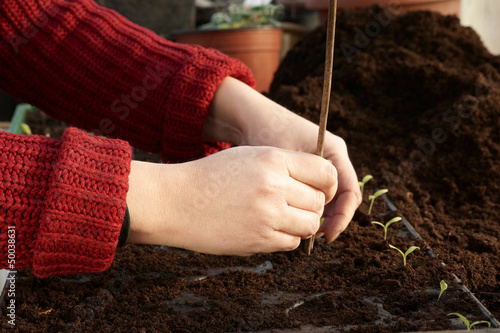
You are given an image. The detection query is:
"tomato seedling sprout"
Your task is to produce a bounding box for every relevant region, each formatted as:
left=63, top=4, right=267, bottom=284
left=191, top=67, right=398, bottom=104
left=438, top=280, right=448, bottom=300
left=371, top=217, right=401, bottom=240
left=358, top=174, right=373, bottom=196
left=368, top=189, right=388, bottom=215
left=447, top=313, right=491, bottom=330
left=389, top=244, right=419, bottom=266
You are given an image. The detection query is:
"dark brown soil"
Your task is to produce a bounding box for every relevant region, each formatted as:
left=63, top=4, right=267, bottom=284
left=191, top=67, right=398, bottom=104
left=2, top=6, right=499, bottom=332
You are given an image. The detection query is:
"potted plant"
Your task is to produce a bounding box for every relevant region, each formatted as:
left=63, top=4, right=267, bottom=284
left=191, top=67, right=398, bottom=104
left=173, top=3, right=284, bottom=92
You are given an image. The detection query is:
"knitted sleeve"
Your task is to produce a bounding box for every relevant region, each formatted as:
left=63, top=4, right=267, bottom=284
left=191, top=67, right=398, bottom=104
left=0, top=0, right=256, bottom=162
left=0, top=128, right=131, bottom=277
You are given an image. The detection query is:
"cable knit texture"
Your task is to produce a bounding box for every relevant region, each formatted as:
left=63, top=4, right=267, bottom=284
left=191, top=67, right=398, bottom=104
left=0, top=0, right=255, bottom=277
left=0, top=0, right=256, bottom=162
left=0, top=128, right=131, bottom=277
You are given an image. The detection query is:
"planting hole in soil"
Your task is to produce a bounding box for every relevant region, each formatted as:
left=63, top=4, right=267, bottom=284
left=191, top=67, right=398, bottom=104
left=2, top=5, right=500, bottom=332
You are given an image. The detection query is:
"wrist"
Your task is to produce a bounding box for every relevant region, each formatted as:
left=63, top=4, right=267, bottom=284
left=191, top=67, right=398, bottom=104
left=127, top=160, right=207, bottom=251
left=203, top=76, right=320, bottom=152
left=126, top=161, right=178, bottom=246
left=202, top=77, right=247, bottom=145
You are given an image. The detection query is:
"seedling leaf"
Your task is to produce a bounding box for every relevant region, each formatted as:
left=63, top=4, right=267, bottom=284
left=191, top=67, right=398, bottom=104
left=371, top=217, right=401, bottom=240
left=438, top=280, right=448, bottom=300
left=20, top=123, right=32, bottom=135
left=470, top=321, right=492, bottom=329
left=389, top=244, right=404, bottom=256
left=386, top=217, right=402, bottom=228
left=405, top=246, right=420, bottom=256
left=362, top=175, right=373, bottom=183
left=369, top=189, right=388, bottom=200
left=447, top=313, right=491, bottom=330
left=367, top=189, right=388, bottom=215
left=389, top=244, right=419, bottom=266
left=358, top=175, right=373, bottom=195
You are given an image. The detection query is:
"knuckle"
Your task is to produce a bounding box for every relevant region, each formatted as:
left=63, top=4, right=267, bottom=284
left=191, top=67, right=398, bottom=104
left=334, top=136, right=348, bottom=151
left=310, top=215, right=321, bottom=234
left=254, top=173, right=280, bottom=197
left=304, top=223, right=317, bottom=238
left=255, top=203, right=280, bottom=230
left=322, top=162, right=337, bottom=187
left=297, top=214, right=320, bottom=238
left=258, top=148, right=284, bottom=166
left=314, top=190, right=326, bottom=213
left=249, top=226, right=273, bottom=250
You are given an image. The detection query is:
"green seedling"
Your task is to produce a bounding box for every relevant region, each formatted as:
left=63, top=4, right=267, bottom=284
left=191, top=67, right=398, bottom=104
left=368, top=189, right=388, bottom=215
left=358, top=175, right=373, bottom=195
left=20, top=123, right=32, bottom=135
left=371, top=217, right=402, bottom=240
left=438, top=280, right=448, bottom=300
left=199, top=4, right=283, bottom=30
left=389, top=244, right=419, bottom=266
left=447, top=313, right=491, bottom=330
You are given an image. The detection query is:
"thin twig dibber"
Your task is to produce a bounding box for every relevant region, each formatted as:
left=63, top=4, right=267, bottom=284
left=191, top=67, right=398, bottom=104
left=303, top=0, right=338, bottom=255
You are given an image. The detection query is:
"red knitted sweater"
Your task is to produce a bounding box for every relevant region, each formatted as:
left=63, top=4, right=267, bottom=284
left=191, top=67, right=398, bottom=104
left=0, top=0, right=255, bottom=277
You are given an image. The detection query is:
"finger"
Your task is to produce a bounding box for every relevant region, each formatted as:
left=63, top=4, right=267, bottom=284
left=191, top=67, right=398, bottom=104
left=283, top=177, right=326, bottom=214
left=323, top=138, right=362, bottom=208
left=317, top=189, right=360, bottom=242
left=284, top=152, right=338, bottom=203
left=261, top=231, right=302, bottom=253
left=277, top=206, right=322, bottom=239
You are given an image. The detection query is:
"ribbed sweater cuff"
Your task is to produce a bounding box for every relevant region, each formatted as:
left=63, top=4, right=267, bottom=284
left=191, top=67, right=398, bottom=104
left=161, top=48, right=255, bottom=162
left=33, top=128, right=131, bottom=277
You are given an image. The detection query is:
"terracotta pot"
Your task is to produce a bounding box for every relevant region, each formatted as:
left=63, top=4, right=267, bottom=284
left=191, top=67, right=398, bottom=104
left=174, top=28, right=283, bottom=93
left=305, top=0, right=461, bottom=22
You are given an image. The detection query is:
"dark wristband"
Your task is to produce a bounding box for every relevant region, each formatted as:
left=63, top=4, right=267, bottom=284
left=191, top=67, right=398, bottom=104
left=118, top=206, right=130, bottom=247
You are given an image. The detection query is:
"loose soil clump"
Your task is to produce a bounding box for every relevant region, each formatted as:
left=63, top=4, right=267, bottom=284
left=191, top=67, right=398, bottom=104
left=2, top=6, right=499, bottom=332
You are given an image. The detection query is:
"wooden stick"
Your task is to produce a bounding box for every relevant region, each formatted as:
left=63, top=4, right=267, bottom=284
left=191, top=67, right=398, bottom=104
left=303, top=0, right=338, bottom=255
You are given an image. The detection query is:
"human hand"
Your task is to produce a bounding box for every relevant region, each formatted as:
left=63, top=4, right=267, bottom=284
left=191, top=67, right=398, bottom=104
left=203, top=77, right=361, bottom=243
left=126, top=146, right=337, bottom=255
left=315, top=133, right=361, bottom=242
